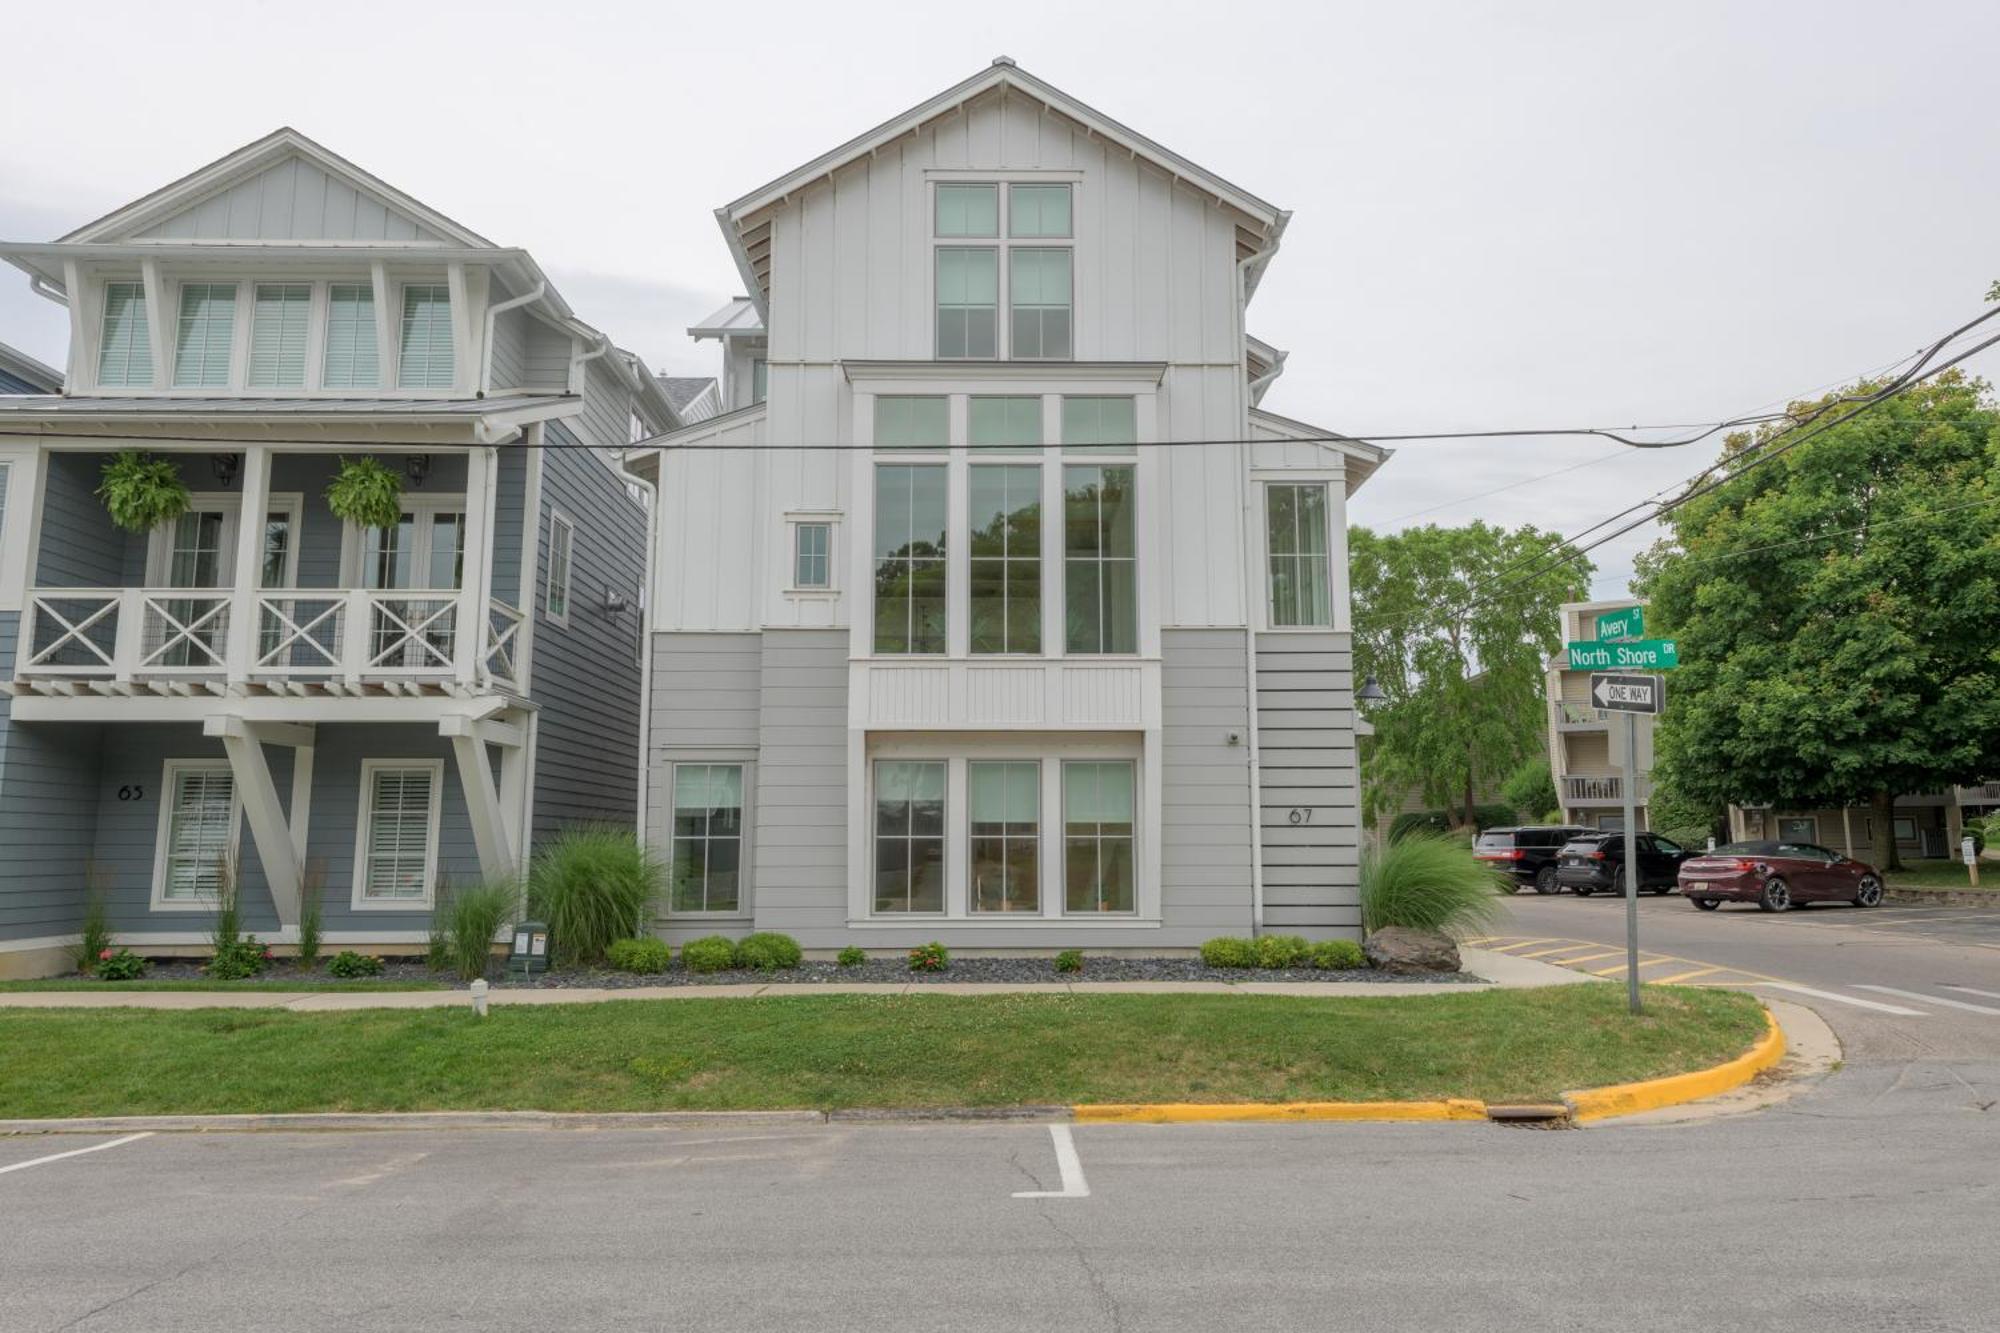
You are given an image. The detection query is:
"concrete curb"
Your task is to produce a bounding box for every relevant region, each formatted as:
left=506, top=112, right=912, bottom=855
left=1074, top=1099, right=1489, bottom=1124
left=1884, top=885, right=1997, bottom=907
left=1561, top=1009, right=1786, bottom=1123
left=0, top=1110, right=829, bottom=1136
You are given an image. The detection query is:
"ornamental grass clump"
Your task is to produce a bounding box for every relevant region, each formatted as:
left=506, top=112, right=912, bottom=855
left=1359, top=832, right=1508, bottom=937
left=526, top=825, right=666, bottom=967
left=440, top=879, right=517, bottom=981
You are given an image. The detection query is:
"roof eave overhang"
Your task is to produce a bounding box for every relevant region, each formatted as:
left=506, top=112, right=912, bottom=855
left=1249, top=406, right=1393, bottom=496
left=0, top=397, right=583, bottom=444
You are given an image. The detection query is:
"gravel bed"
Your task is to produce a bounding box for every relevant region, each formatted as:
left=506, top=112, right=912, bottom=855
left=70, top=957, right=1475, bottom=989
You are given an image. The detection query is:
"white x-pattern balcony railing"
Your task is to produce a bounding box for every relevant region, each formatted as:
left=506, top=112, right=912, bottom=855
left=20, top=587, right=528, bottom=692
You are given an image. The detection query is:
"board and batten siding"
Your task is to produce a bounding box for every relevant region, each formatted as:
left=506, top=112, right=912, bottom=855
left=1159, top=628, right=1256, bottom=938
left=1254, top=631, right=1361, bottom=936
left=136, top=155, right=448, bottom=243
left=527, top=420, right=648, bottom=836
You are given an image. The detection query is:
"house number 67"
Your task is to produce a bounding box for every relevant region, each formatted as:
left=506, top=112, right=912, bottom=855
left=1288, top=808, right=1313, bottom=825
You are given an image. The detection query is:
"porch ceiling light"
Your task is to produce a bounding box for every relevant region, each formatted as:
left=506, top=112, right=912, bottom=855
left=209, top=453, right=239, bottom=486
left=405, top=454, right=431, bottom=486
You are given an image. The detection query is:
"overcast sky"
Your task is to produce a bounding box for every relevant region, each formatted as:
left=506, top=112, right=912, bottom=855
left=4, top=0, right=1996, bottom=597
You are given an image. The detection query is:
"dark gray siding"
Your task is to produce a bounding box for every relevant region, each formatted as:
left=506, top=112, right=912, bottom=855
left=1161, top=628, right=1256, bottom=938
left=35, top=453, right=126, bottom=586
left=1255, top=631, right=1361, bottom=937
left=527, top=420, right=647, bottom=836
left=750, top=630, right=848, bottom=942
left=0, top=613, right=97, bottom=943
left=644, top=632, right=763, bottom=935
left=492, top=446, right=527, bottom=606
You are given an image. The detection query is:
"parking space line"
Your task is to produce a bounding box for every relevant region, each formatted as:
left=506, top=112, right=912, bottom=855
left=1652, top=966, right=1725, bottom=984
left=1765, top=982, right=1926, bottom=1016
left=0, top=1132, right=153, bottom=1178
left=1547, top=949, right=1625, bottom=965
left=1944, top=985, right=2000, bottom=1001
left=1013, top=1124, right=1089, bottom=1200
left=1487, top=938, right=1562, bottom=954
left=1856, top=985, right=2000, bottom=1016
left=1516, top=944, right=1595, bottom=959
left=1591, top=957, right=1675, bottom=977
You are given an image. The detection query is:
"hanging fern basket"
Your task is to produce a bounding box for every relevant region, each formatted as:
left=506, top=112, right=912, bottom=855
left=96, top=451, right=193, bottom=534
left=325, top=457, right=405, bottom=530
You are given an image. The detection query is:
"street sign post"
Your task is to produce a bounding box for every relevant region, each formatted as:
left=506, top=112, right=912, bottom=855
left=1594, top=606, right=1644, bottom=643
left=1589, top=673, right=1663, bottom=715
left=1568, top=639, right=1678, bottom=671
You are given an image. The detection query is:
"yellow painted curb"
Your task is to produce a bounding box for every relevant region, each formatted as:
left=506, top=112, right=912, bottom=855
left=1562, top=1010, right=1786, bottom=1123
left=1073, top=1099, right=1488, bottom=1124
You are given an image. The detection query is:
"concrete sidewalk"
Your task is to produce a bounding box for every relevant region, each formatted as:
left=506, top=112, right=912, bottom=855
left=0, top=947, right=1588, bottom=1011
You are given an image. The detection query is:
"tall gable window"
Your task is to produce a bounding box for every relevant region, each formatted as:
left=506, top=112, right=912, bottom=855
left=934, top=182, right=1074, bottom=360
left=397, top=284, right=454, bottom=388
left=1266, top=483, right=1331, bottom=628
left=248, top=283, right=312, bottom=389
left=98, top=282, right=153, bottom=387
left=323, top=283, right=379, bottom=388
left=173, top=282, right=236, bottom=388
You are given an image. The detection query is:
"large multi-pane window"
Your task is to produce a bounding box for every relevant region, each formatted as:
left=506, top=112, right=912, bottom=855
left=397, top=284, right=454, bottom=388
left=247, top=283, right=311, bottom=389
left=670, top=763, right=744, bottom=913
left=969, top=761, right=1040, bottom=912
left=968, top=465, right=1040, bottom=654
left=874, top=760, right=946, bottom=913
left=934, top=182, right=1073, bottom=359
left=155, top=762, right=237, bottom=904
left=873, top=465, right=947, bottom=653
left=98, top=282, right=153, bottom=387
left=323, top=283, right=380, bottom=388
left=1063, top=465, right=1137, bottom=654
left=356, top=762, right=440, bottom=905
left=1266, top=483, right=1332, bottom=627
left=173, top=283, right=237, bottom=387
left=1064, top=761, right=1136, bottom=913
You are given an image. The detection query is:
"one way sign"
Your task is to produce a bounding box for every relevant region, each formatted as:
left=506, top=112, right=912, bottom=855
left=1590, top=672, right=1664, bottom=715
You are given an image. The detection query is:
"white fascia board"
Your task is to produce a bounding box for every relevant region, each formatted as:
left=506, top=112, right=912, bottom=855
left=1249, top=407, right=1392, bottom=495
left=842, top=359, right=1168, bottom=385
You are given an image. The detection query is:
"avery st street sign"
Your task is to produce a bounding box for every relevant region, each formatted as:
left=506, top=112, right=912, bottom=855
left=1594, top=606, right=1644, bottom=642
left=1589, top=672, right=1664, bottom=716
left=1568, top=638, right=1678, bottom=671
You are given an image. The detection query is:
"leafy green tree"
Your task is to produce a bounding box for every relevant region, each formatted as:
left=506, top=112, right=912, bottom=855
left=1352, top=522, right=1589, bottom=830
left=1500, top=757, right=1559, bottom=824
left=1637, top=372, right=2000, bottom=870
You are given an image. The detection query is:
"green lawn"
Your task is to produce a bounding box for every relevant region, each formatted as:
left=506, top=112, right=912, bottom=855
left=0, top=987, right=1766, bottom=1118
left=0, top=979, right=443, bottom=994
left=1885, top=859, right=1995, bottom=890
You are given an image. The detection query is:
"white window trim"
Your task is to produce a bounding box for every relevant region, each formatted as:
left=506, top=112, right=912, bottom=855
left=1249, top=467, right=1351, bottom=634
left=545, top=508, right=575, bottom=627
left=334, top=492, right=470, bottom=588
left=350, top=758, right=445, bottom=911
left=663, top=758, right=754, bottom=919
left=149, top=759, right=243, bottom=912
left=851, top=386, right=1161, bottom=664
left=144, top=492, right=305, bottom=587
left=783, top=511, right=840, bottom=597
left=857, top=735, right=1151, bottom=925
left=928, top=179, right=1079, bottom=362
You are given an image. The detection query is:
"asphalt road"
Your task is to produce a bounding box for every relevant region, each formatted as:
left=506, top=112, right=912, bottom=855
left=3, top=897, right=1995, bottom=1332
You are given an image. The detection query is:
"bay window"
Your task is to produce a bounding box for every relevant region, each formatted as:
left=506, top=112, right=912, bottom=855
left=874, top=760, right=946, bottom=913
left=1266, top=482, right=1332, bottom=627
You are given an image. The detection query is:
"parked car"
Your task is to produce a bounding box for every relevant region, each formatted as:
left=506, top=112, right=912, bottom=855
left=1677, top=841, right=1885, bottom=912
left=1475, top=825, right=1594, bottom=894
left=1556, top=832, right=1694, bottom=896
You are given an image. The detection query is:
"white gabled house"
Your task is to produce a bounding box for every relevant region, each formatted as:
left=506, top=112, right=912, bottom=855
left=0, top=130, right=676, bottom=977
left=626, top=59, right=1388, bottom=952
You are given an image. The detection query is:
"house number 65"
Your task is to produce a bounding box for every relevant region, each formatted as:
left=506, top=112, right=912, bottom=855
left=118, top=785, right=145, bottom=801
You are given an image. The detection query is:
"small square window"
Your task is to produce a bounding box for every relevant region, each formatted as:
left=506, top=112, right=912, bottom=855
left=935, top=183, right=999, bottom=237
left=1010, top=184, right=1072, bottom=238
left=793, top=521, right=832, bottom=589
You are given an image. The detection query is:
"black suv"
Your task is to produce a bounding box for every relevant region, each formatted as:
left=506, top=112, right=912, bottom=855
left=1475, top=826, right=1594, bottom=894
left=1555, top=831, right=1693, bottom=896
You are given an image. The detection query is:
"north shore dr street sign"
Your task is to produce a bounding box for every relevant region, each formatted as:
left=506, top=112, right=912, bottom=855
left=1568, top=638, right=1678, bottom=670
left=1589, top=672, right=1664, bottom=715
left=1594, top=606, right=1644, bottom=642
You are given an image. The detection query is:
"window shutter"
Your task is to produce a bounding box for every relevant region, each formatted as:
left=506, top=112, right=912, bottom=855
left=173, top=283, right=237, bottom=388
left=398, top=285, right=454, bottom=389
left=164, top=767, right=235, bottom=900
left=323, top=284, right=379, bottom=388
left=248, top=284, right=312, bottom=388
left=365, top=766, right=435, bottom=900
left=98, top=282, right=153, bottom=387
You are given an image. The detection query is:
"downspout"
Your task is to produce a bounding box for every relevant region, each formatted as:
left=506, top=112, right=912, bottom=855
left=1235, top=224, right=1284, bottom=935
left=568, top=331, right=613, bottom=395
left=29, top=275, right=68, bottom=307
left=479, top=282, right=546, bottom=397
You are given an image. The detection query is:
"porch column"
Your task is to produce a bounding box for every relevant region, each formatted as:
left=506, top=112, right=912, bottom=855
left=224, top=445, right=272, bottom=687
left=453, top=446, right=494, bottom=688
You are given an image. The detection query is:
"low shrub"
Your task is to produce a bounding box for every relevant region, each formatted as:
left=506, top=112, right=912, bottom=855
left=836, top=945, right=868, bottom=967
left=526, top=825, right=667, bottom=967
left=206, top=935, right=271, bottom=981
left=94, top=948, right=147, bottom=981
left=735, top=932, right=803, bottom=972
left=1310, top=939, right=1366, bottom=970
left=607, top=937, right=673, bottom=974
left=425, top=926, right=452, bottom=973
left=1360, top=832, right=1508, bottom=936
left=682, top=935, right=738, bottom=974
left=74, top=875, right=112, bottom=975
left=1054, top=949, right=1084, bottom=974
left=440, top=880, right=515, bottom=982
left=1254, top=934, right=1310, bottom=969
left=908, top=941, right=949, bottom=973
left=1199, top=937, right=1257, bottom=969
left=327, top=951, right=385, bottom=979
left=296, top=864, right=325, bottom=967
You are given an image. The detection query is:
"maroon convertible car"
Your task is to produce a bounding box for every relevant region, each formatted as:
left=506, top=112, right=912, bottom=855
left=1677, top=841, right=1885, bottom=912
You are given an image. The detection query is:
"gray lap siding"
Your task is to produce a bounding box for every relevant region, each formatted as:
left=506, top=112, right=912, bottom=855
left=1254, top=632, right=1361, bottom=937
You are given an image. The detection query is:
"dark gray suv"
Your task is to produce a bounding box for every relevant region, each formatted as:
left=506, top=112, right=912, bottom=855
left=1475, top=825, right=1595, bottom=894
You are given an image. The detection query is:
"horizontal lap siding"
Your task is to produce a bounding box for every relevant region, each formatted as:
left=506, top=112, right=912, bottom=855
left=35, top=453, right=126, bottom=586
left=645, top=631, right=761, bottom=925
left=1255, top=632, right=1361, bottom=935
left=0, top=613, right=97, bottom=942
left=751, top=631, right=848, bottom=943
left=528, top=420, right=648, bottom=838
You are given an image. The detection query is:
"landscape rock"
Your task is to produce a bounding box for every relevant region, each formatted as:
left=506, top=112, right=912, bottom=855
left=1364, top=926, right=1462, bottom=974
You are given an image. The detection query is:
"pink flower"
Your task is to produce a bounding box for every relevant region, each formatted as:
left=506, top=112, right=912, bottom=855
left=99, top=948, right=112, bottom=961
